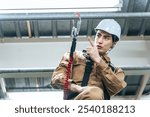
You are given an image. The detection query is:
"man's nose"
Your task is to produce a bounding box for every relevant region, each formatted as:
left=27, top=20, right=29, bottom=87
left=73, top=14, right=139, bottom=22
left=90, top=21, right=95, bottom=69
left=98, top=37, right=103, bottom=43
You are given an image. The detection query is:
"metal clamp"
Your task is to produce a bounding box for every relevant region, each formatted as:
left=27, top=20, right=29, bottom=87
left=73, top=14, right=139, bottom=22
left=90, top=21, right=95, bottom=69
left=71, top=12, right=81, bottom=38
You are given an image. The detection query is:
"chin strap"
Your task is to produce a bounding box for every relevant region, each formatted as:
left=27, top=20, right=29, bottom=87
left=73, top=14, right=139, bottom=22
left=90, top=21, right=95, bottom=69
left=63, top=12, right=81, bottom=100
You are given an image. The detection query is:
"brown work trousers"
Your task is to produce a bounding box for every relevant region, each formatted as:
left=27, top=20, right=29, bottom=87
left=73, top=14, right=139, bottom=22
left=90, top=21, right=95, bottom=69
left=74, top=86, right=104, bottom=100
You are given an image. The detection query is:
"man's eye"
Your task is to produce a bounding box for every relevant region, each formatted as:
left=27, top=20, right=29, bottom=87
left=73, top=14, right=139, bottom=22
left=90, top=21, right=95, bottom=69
left=104, top=36, right=110, bottom=40
left=97, top=34, right=101, bottom=37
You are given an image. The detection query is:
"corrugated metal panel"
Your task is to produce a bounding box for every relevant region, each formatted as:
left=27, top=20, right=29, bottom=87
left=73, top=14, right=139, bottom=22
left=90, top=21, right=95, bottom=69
left=0, top=0, right=150, bottom=39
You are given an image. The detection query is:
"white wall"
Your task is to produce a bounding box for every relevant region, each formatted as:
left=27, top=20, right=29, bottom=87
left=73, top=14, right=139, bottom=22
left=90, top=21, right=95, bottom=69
left=0, top=40, right=150, bottom=70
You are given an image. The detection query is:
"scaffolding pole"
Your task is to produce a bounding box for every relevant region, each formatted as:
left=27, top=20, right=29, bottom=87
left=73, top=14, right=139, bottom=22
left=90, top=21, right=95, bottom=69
left=0, top=12, right=150, bottom=21
left=0, top=65, right=150, bottom=73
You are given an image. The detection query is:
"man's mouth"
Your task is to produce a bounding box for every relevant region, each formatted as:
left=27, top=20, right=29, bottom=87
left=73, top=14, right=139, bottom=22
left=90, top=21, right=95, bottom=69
left=97, top=45, right=102, bottom=49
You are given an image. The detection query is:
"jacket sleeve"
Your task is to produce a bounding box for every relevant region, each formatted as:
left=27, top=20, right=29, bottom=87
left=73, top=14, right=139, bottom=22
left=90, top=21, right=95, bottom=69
left=96, top=59, right=127, bottom=96
left=51, top=52, right=75, bottom=89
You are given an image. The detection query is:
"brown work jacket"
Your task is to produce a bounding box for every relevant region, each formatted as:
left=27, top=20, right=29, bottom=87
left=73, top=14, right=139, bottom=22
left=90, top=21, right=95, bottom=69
left=51, top=51, right=127, bottom=96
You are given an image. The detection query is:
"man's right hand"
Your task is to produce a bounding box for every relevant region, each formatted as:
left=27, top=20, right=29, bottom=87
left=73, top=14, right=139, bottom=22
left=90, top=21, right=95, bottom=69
left=69, top=83, right=87, bottom=93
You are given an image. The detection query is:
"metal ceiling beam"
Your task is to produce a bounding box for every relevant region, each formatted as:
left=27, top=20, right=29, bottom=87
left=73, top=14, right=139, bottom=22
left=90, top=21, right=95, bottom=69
left=1, top=35, right=150, bottom=43
left=122, top=0, right=135, bottom=36
left=139, top=0, right=150, bottom=35
left=14, top=21, right=21, bottom=38
left=32, top=20, right=39, bottom=37
left=52, top=20, right=57, bottom=37
left=0, top=22, right=4, bottom=38
left=0, top=12, right=150, bottom=21
left=87, top=19, right=93, bottom=36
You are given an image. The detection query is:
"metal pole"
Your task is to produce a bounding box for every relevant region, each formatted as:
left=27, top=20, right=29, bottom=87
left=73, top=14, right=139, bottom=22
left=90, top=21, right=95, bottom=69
left=0, top=68, right=54, bottom=73
left=0, top=77, right=7, bottom=98
left=0, top=12, right=150, bottom=21
left=135, top=75, right=150, bottom=100
left=121, top=65, right=150, bottom=70
left=0, top=65, right=150, bottom=73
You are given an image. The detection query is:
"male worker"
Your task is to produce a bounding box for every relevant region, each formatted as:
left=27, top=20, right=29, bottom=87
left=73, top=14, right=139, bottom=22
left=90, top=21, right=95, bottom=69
left=51, top=19, right=127, bottom=100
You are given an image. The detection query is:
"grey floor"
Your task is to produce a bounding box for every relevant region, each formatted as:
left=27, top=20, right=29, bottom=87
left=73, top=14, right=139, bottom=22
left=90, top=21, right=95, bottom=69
left=2, top=91, right=150, bottom=100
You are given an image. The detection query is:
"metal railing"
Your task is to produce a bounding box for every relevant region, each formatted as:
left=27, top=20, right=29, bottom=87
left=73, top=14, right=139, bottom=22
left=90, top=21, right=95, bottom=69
left=0, top=65, right=150, bottom=99
left=0, top=12, right=150, bottom=21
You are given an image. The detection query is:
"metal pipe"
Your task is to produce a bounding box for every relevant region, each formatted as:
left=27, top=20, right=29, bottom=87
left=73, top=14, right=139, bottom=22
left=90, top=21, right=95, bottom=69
left=0, top=68, right=54, bottom=73
left=0, top=65, right=150, bottom=73
left=26, top=21, right=32, bottom=38
left=0, top=12, right=150, bottom=21
left=121, top=65, right=150, bottom=70
left=134, top=75, right=150, bottom=100
left=0, top=78, right=7, bottom=98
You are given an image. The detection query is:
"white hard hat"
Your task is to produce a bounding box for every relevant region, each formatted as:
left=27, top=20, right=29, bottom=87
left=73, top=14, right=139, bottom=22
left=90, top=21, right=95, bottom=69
left=95, top=19, right=121, bottom=41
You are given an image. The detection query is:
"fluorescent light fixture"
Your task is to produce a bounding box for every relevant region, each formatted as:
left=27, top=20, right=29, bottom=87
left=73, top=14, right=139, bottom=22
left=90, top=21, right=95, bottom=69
left=0, top=0, right=122, bottom=13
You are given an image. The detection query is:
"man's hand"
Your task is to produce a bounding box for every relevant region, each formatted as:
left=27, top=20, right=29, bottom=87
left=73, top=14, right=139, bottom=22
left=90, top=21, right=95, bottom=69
left=86, top=37, right=102, bottom=64
left=69, top=83, right=87, bottom=93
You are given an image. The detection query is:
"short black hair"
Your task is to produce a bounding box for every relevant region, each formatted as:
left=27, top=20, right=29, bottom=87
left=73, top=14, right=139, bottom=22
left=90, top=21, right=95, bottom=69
left=112, top=35, right=119, bottom=42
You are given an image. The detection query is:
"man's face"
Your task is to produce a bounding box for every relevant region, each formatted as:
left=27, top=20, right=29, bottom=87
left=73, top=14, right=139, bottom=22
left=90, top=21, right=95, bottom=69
left=95, top=30, right=113, bottom=55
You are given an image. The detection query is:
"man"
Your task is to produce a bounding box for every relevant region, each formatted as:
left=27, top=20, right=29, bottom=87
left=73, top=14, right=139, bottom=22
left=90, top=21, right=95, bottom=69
left=51, top=19, right=127, bottom=100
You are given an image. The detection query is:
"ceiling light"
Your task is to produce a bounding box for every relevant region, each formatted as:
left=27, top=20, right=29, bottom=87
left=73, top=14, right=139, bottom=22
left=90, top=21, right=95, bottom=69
left=0, top=0, right=123, bottom=13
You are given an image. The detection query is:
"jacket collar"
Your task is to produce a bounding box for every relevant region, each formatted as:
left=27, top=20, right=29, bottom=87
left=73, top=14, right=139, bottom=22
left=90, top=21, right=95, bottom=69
left=101, top=54, right=110, bottom=63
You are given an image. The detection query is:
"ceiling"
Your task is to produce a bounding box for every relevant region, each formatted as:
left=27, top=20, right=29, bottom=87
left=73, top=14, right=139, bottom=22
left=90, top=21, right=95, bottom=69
left=0, top=0, right=150, bottom=100
left=0, top=0, right=150, bottom=39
